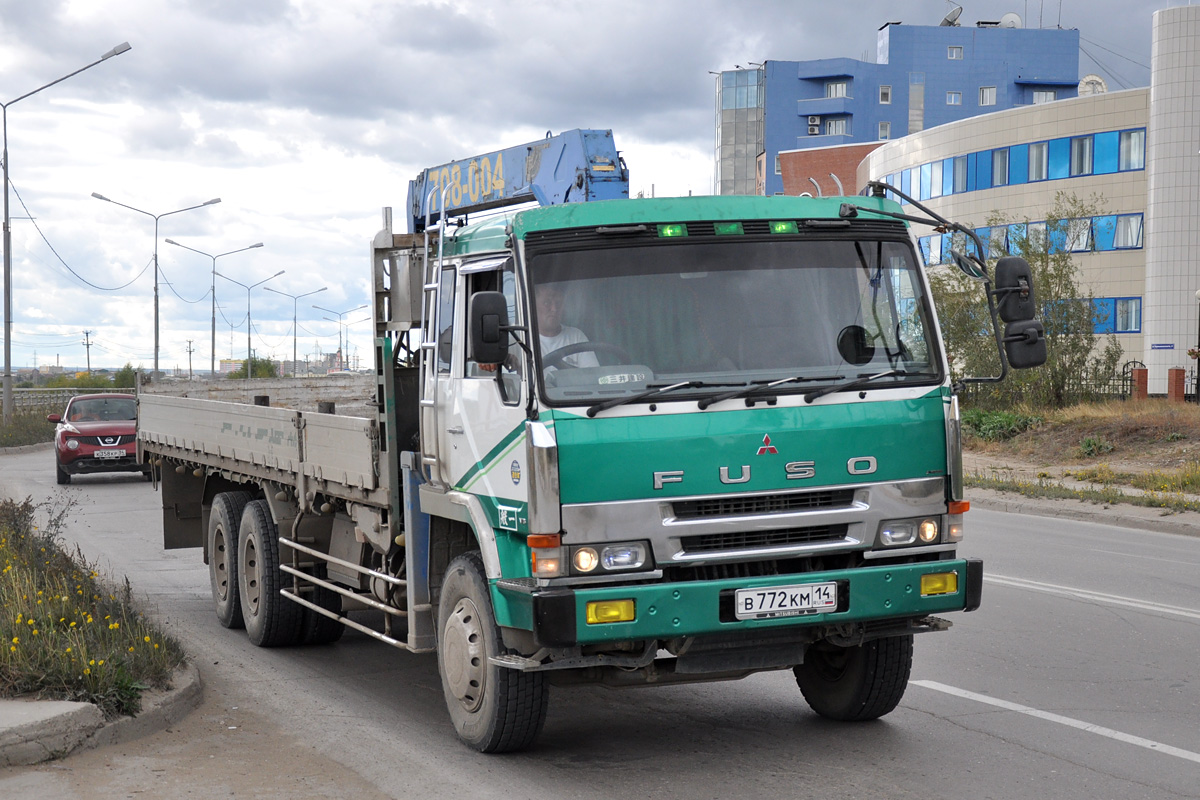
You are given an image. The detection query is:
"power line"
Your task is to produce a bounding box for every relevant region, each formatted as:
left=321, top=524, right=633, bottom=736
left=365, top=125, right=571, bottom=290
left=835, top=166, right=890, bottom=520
left=1079, top=35, right=1150, bottom=71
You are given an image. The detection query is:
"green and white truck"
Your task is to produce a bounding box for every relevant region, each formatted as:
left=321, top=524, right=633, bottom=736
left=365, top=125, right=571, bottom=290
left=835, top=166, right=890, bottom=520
left=138, top=130, right=1045, bottom=752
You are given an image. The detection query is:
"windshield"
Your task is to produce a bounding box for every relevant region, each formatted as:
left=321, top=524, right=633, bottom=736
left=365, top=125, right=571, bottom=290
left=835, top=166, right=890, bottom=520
left=526, top=236, right=940, bottom=406
left=66, top=397, right=137, bottom=422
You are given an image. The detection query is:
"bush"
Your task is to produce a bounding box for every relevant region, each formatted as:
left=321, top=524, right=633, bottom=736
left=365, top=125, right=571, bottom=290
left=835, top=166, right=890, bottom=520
left=0, top=497, right=185, bottom=718
left=961, top=407, right=1043, bottom=441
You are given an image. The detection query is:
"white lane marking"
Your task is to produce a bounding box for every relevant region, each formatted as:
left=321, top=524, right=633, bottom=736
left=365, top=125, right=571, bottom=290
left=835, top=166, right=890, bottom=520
left=985, top=574, right=1200, bottom=622
left=1090, top=548, right=1200, bottom=567
left=913, top=680, right=1200, bottom=766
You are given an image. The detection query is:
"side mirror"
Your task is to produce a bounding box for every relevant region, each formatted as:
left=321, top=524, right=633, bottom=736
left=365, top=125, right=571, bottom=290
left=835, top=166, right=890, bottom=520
left=994, top=256, right=1036, bottom=322
left=469, top=291, right=509, bottom=365
left=1003, top=320, right=1047, bottom=369
left=47, top=413, right=62, bottom=424
left=951, top=251, right=986, bottom=281
left=836, top=325, right=875, bottom=365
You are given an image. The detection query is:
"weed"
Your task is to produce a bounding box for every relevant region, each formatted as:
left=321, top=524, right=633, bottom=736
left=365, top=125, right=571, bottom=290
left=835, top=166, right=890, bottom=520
left=1078, top=435, right=1115, bottom=458
left=0, top=497, right=184, bottom=718
left=961, top=408, right=1043, bottom=442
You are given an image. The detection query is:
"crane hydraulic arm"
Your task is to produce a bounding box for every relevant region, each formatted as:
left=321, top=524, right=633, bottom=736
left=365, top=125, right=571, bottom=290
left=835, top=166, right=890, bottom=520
left=406, top=128, right=628, bottom=233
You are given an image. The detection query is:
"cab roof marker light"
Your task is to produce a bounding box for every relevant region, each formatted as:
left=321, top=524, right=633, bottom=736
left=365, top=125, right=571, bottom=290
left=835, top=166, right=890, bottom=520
left=714, top=221, right=744, bottom=235
left=657, top=223, right=687, bottom=238
left=770, top=220, right=798, bottom=234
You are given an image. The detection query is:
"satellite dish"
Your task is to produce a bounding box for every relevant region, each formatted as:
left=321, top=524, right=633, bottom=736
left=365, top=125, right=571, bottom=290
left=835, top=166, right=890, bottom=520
left=940, top=4, right=963, bottom=26
left=1078, top=74, right=1109, bottom=96
left=999, top=11, right=1023, bottom=28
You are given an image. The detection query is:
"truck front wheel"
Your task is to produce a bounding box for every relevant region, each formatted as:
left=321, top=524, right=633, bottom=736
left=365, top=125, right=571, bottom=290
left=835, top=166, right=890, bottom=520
left=794, top=635, right=913, bottom=721
left=208, top=491, right=254, bottom=629
left=437, top=552, right=548, bottom=752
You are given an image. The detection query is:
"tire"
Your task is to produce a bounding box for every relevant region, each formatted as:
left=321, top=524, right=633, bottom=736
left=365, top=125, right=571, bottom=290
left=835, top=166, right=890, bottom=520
left=794, top=635, right=913, bottom=721
left=56, top=459, right=70, bottom=485
left=238, top=499, right=305, bottom=647
left=437, top=552, right=549, bottom=752
left=208, top=491, right=254, bottom=629
left=301, top=565, right=345, bottom=645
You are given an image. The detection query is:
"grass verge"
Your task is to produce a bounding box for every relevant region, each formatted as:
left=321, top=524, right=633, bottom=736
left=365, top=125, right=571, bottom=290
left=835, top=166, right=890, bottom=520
left=0, top=411, right=57, bottom=449
left=967, top=469, right=1200, bottom=515
left=0, top=496, right=185, bottom=718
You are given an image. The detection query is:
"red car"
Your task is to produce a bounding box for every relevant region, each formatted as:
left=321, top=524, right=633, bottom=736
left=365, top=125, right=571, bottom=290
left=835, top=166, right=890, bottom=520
left=48, top=393, right=149, bottom=484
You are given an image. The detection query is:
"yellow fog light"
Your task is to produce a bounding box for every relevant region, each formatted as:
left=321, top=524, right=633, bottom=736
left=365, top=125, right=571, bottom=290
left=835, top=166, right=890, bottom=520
left=586, top=599, right=636, bottom=624
left=920, top=572, right=959, bottom=597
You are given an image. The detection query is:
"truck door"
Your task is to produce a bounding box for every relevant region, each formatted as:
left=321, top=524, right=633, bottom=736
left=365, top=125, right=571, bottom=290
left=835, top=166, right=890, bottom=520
left=440, top=257, right=530, bottom=532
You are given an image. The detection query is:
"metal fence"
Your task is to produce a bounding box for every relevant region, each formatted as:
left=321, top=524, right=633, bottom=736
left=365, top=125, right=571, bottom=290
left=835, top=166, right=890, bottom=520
left=959, top=360, right=1141, bottom=407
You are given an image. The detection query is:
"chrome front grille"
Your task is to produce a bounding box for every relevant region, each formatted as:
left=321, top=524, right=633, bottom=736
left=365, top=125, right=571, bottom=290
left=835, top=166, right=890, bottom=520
left=672, top=489, right=856, bottom=520
left=680, top=524, right=849, bottom=554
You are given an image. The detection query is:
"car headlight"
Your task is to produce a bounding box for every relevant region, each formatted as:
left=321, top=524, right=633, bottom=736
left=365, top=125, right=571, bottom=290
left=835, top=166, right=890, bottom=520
left=66, top=439, right=80, bottom=451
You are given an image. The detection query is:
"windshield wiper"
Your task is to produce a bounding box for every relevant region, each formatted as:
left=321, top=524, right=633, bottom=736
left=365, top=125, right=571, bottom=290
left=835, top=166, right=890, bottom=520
left=586, top=380, right=709, bottom=417
left=697, top=375, right=839, bottom=410
left=802, top=369, right=936, bottom=404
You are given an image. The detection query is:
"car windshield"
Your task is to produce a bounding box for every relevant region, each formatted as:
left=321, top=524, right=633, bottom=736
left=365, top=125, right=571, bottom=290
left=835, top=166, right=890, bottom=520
left=526, top=235, right=940, bottom=406
left=66, top=397, right=136, bottom=422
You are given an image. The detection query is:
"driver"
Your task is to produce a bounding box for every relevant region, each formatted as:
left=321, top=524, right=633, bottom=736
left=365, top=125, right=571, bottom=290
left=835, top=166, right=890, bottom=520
left=537, top=284, right=598, bottom=368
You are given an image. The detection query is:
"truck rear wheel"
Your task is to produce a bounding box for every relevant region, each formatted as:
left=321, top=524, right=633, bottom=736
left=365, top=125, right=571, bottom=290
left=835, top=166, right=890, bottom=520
left=238, top=499, right=305, bottom=647
left=794, top=635, right=913, bottom=721
left=301, top=565, right=345, bottom=645
left=208, top=491, right=254, bottom=629
left=437, top=552, right=548, bottom=752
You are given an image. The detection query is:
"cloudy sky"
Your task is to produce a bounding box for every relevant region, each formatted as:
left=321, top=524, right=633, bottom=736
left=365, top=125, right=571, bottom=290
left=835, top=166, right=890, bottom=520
left=0, top=0, right=1168, bottom=373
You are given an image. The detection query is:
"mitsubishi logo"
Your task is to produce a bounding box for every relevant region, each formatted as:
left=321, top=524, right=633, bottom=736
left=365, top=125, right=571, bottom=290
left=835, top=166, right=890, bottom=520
left=756, top=434, right=777, bottom=455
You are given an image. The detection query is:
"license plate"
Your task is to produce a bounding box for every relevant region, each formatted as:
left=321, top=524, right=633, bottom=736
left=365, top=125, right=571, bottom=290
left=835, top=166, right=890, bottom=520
left=94, top=449, right=127, bottom=459
left=735, top=581, right=837, bottom=620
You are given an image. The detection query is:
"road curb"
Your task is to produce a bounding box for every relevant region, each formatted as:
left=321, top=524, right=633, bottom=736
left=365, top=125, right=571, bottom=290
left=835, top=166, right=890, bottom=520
left=0, top=441, right=53, bottom=456
left=968, top=488, right=1200, bottom=538
left=0, top=660, right=202, bottom=767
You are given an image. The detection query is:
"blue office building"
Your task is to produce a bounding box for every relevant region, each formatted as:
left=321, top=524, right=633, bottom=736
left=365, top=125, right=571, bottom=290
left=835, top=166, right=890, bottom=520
left=716, top=15, right=1080, bottom=196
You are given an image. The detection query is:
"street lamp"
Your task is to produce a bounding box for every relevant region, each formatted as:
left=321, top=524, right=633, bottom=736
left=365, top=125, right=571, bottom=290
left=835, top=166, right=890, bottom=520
left=1194, top=289, right=1200, bottom=403
left=165, top=239, right=264, bottom=377
left=2, top=41, right=131, bottom=423
left=264, top=285, right=327, bottom=377
left=91, top=193, right=221, bottom=380
left=216, top=269, right=284, bottom=381
left=314, top=304, right=368, bottom=371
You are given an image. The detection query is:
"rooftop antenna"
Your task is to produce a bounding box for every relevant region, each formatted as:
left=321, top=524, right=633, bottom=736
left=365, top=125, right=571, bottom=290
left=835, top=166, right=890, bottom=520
left=940, top=3, right=963, bottom=26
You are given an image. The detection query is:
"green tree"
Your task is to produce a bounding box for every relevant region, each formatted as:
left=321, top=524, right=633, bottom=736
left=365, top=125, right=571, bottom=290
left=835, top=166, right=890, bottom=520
left=226, top=356, right=278, bottom=380
left=44, top=373, right=114, bottom=389
left=112, top=363, right=139, bottom=388
left=929, top=191, right=1123, bottom=409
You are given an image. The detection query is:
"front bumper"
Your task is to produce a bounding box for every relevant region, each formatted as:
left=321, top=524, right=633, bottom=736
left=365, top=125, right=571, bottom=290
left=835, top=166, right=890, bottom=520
left=494, top=558, right=982, bottom=647
left=61, top=454, right=147, bottom=475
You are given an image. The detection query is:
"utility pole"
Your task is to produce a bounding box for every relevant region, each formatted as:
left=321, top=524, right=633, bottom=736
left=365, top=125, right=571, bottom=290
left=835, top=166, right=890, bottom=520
left=81, top=330, right=93, bottom=374
left=185, top=339, right=195, bottom=380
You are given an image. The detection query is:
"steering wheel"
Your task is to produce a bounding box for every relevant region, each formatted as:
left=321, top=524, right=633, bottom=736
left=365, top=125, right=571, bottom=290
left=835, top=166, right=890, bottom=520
left=542, top=341, right=632, bottom=369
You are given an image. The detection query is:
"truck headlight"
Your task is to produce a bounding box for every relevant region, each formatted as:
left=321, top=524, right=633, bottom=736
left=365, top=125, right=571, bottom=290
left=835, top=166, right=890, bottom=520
left=568, top=542, right=651, bottom=575
left=878, top=517, right=939, bottom=547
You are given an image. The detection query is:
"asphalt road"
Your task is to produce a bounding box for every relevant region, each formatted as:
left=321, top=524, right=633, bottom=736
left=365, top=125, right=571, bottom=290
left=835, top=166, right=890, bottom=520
left=1, top=446, right=1197, bottom=799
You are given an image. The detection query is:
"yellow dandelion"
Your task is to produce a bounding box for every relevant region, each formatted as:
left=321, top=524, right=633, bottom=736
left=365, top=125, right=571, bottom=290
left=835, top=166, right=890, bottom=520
left=144, top=636, right=151, bottom=643
left=84, top=668, right=90, bottom=675
left=65, top=647, right=71, bottom=653
left=11, top=637, right=17, bottom=644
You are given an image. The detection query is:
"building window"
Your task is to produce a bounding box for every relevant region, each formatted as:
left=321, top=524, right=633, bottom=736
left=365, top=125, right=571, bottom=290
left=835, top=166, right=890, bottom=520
left=878, top=121, right=891, bottom=140
left=1119, top=129, right=1145, bottom=170
left=1028, top=141, right=1048, bottom=181
left=953, top=156, right=967, bottom=193
left=774, top=155, right=781, bottom=175
left=879, top=85, right=891, bottom=104
left=979, top=86, right=997, bottom=106
left=826, top=80, right=848, bottom=98
left=826, top=118, right=847, bottom=136
left=1114, top=214, right=1143, bottom=248
left=992, top=149, right=1009, bottom=186
left=1066, top=218, right=1092, bottom=251
left=946, top=91, right=962, bottom=105
left=929, top=160, right=943, bottom=198
left=1032, top=89, right=1057, bottom=104
left=1070, top=136, right=1093, bottom=176
left=948, top=46, right=964, bottom=60
left=1116, top=298, right=1142, bottom=333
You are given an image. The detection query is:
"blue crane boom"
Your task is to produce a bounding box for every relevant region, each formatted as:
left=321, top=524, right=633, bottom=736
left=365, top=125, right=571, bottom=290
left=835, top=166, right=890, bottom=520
left=406, top=128, right=628, bottom=233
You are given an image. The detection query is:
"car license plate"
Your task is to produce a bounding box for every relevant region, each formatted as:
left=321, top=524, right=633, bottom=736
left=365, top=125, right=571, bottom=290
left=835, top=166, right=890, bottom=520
left=735, top=581, right=837, bottom=620
left=94, top=449, right=127, bottom=459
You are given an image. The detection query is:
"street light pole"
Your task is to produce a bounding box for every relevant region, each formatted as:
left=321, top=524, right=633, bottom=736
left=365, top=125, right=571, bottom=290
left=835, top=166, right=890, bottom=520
left=91, top=193, right=221, bottom=380
left=216, top=269, right=284, bottom=381
left=1, top=41, right=131, bottom=423
left=165, top=239, right=264, bottom=376
left=314, top=304, right=367, bottom=372
left=264, top=285, right=327, bottom=377
left=1194, top=289, right=1200, bottom=403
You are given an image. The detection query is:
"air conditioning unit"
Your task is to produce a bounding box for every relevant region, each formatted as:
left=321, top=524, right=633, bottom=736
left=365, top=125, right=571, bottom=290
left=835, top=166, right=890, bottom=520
left=808, top=115, right=821, bottom=125
left=808, top=125, right=821, bottom=135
